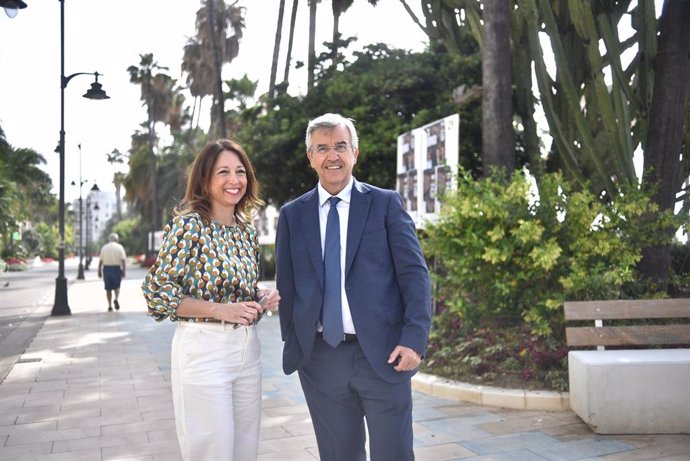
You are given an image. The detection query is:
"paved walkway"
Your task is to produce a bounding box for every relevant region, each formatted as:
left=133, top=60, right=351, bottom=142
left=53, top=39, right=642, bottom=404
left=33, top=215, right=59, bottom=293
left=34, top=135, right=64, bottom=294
left=0, top=264, right=688, bottom=460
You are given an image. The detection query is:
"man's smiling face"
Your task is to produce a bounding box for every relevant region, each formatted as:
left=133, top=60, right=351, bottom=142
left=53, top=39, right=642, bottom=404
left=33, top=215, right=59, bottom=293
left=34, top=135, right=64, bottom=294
left=307, top=125, right=359, bottom=195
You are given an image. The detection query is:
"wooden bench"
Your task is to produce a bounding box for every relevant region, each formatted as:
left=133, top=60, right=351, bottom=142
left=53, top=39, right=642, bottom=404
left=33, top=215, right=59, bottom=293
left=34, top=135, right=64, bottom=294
left=564, top=299, right=690, bottom=434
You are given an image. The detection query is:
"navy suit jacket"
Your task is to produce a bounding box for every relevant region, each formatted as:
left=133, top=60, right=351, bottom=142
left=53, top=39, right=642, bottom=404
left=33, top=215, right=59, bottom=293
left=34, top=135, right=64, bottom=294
left=276, top=179, right=432, bottom=384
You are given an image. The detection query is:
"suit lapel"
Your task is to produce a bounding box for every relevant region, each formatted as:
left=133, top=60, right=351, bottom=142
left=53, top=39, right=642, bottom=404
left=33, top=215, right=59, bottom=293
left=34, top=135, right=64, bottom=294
left=300, top=188, right=325, bottom=289
left=346, top=180, right=372, bottom=276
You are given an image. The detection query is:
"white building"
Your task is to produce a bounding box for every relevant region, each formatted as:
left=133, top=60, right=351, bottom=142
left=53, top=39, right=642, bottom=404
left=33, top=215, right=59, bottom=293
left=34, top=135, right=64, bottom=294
left=71, top=188, right=124, bottom=257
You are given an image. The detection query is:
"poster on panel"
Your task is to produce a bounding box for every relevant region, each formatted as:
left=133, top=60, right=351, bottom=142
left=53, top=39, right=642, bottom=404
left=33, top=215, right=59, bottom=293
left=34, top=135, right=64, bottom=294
left=396, top=113, right=459, bottom=227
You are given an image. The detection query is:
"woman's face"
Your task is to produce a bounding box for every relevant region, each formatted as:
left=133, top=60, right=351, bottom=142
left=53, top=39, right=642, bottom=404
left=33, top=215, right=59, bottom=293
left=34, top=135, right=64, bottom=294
left=208, top=149, right=247, bottom=212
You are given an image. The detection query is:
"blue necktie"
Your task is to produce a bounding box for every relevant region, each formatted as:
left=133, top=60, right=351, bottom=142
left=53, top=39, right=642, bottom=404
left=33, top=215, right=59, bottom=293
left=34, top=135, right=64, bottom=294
left=323, top=196, right=343, bottom=347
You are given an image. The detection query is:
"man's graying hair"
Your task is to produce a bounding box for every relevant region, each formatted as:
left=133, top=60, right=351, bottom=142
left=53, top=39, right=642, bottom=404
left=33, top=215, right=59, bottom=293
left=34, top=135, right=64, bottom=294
left=305, top=113, right=359, bottom=151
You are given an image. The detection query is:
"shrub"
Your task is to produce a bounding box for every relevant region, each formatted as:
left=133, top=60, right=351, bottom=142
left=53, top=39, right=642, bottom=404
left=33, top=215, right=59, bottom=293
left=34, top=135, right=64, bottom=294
left=422, top=170, right=676, bottom=337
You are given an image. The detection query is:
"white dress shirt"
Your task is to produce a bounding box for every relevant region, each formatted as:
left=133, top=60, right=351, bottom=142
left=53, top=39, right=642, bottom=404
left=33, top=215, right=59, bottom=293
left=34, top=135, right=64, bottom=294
left=317, top=179, right=356, bottom=335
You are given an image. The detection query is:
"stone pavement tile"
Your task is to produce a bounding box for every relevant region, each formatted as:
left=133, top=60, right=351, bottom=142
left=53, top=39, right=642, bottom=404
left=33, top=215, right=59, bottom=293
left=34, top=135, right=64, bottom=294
left=153, top=453, right=182, bottom=461
left=101, top=400, right=172, bottom=417
left=461, top=431, right=561, bottom=455
left=477, top=411, right=569, bottom=435
left=540, top=422, right=602, bottom=442
left=261, top=396, right=298, bottom=408
left=0, top=420, right=56, bottom=437
left=0, top=393, right=33, bottom=412
left=417, top=413, right=503, bottom=442
left=5, top=425, right=101, bottom=445
left=101, top=439, right=180, bottom=460
left=261, top=411, right=314, bottom=429
left=413, top=421, right=467, bottom=446
left=0, top=440, right=53, bottom=458
left=146, top=426, right=178, bottom=445
left=56, top=412, right=143, bottom=430
left=283, top=421, right=317, bottom=437
left=431, top=402, right=494, bottom=418
left=15, top=404, right=100, bottom=425
left=51, top=431, right=149, bottom=453
left=258, top=433, right=319, bottom=457
left=21, top=391, right=68, bottom=407
left=414, top=442, right=477, bottom=460
left=463, top=448, right=552, bottom=460
left=0, top=381, right=32, bottom=396
left=263, top=402, right=311, bottom=417
left=531, top=438, right=634, bottom=460
left=24, top=448, right=103, bottom=461
left=141, top=408, right=175, bottom=422
left=100, top=419, right=176, bottom=437
left=601, top=434, right=690, bottom=460
left=611, top=433, right=690, bottom=450
left=260, top=425, right=292, bottom=440
left=257, top=448, right=319, bottom=461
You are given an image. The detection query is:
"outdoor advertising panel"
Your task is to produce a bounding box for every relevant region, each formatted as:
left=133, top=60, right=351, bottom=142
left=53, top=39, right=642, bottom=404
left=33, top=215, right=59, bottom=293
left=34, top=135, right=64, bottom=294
left=396, top=114, right=459, bottom=227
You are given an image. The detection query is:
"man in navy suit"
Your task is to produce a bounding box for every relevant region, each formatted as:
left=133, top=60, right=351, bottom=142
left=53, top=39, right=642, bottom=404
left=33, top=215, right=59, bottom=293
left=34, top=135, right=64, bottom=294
left=276, top=113, right=432, bottom=460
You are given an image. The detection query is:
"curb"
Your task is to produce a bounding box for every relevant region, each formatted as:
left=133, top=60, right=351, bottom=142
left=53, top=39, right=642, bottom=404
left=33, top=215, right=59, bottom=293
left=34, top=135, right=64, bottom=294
left=412, top=372, right=570, bottom=412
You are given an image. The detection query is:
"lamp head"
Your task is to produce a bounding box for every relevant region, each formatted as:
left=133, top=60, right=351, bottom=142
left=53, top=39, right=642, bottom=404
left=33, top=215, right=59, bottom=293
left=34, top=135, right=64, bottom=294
left=90, top=183, right=100, bottom=192
left=83, top=73, right=109, bottom=100
left=1, top=0, right=27, bottom=18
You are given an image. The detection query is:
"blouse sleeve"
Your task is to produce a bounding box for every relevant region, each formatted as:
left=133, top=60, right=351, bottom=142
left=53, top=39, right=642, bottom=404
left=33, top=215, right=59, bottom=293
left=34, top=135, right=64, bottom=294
left=141, top=215, right=201, bottom=322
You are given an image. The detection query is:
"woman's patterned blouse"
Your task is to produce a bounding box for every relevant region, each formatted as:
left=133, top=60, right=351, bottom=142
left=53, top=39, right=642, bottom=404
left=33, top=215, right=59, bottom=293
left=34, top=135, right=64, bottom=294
left=141, top=213, right=261, bottom=323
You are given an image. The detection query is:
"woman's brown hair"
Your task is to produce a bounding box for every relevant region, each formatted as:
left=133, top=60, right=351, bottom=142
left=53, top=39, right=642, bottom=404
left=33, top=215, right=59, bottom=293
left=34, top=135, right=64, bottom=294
left=175, top=139, right=264, bottom=225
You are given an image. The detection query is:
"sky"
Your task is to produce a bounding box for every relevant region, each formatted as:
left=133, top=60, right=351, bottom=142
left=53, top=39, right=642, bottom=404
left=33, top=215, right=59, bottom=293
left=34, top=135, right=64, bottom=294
left=0, top=0, right=428, bottom=204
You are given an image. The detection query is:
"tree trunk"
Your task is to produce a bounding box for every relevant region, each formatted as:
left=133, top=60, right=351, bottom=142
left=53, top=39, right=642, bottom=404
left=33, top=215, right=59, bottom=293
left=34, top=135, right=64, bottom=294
left=269, top=0, right=286, bottom=101
left=639, top=0, right=690, bottom=285
left=207, top=0, right=227, bottom=137
left=308, top=0, right=318, bottom=89
left=481, top=0, right=515, bottom=177
left=331, top=0, right=341, bottom=70
left=283, top=0, right=300, bottom=85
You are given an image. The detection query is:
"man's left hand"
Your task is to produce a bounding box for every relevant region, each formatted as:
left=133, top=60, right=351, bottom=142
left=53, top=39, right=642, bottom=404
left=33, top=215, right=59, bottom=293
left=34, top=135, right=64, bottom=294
left=388, top=345, right=422, bottom=372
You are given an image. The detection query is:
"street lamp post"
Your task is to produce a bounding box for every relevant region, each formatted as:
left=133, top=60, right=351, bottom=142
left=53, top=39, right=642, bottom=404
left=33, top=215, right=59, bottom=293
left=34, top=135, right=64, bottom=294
left=52, top=0, right=109, bottom=316
left=85, top=184, right=99, bottom=271
left=70, top=143, right=87, bottom=280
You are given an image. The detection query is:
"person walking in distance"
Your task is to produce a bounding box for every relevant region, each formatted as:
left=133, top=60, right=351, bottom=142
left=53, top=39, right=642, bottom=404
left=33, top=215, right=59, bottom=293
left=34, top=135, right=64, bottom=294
left=276, top=113, right=432, bottom=460
left=98, top=232, right=127, bottom=312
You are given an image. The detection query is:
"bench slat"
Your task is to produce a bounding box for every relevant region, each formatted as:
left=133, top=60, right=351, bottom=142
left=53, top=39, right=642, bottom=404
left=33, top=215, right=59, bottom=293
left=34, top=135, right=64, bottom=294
left=564, top=299, right=690, bottom=321
left=566, top=325, right=690, bottom=347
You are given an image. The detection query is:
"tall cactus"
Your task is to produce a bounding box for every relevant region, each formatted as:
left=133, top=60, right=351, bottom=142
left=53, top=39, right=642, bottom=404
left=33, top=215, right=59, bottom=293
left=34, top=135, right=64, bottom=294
left=420, top=0, right=670, bottom=199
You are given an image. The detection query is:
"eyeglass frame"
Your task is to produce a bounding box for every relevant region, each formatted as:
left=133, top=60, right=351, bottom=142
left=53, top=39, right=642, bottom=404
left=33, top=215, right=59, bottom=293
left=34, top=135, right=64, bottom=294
left=309, top=142, right=354, bottom=155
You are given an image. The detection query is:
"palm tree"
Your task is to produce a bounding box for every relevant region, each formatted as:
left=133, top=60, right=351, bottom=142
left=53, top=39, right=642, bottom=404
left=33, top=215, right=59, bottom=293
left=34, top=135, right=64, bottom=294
left=112, top=172, right=126, bottom=221
left=639, top=0, right=690, bottom=284
left=307, top=0, right=319, bottom=89
left=127, top=53, right=174, bottom=245
left=330, top=0, right=354, bottom=71
left=269, top=0, right=287, bottom=102
left=283, top=0, right=300, bottom=87
left=193, top=0, right=246, bottom=137
left=481, top=0, right=515, bottom=176
left=182, top=36, right=213, bottom=129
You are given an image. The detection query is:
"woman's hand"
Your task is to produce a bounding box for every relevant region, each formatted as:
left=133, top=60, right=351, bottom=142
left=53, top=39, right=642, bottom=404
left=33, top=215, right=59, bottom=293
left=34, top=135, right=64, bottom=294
left=212, top=301, right=263, bottom=326
left=256, top=288, right=281, bottom=313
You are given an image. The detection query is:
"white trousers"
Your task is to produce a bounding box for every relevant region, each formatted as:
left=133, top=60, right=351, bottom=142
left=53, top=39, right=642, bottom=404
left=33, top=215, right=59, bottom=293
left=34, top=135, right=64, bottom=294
left=171, top=321, right=262, bottom=461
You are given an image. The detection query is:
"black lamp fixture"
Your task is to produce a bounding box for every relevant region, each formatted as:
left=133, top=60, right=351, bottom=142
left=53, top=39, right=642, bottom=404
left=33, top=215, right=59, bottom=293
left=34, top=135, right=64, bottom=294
left=83, top=72, right=110, bottom=100
left=0, top=0, right=27, bottom=18
left=52, top=0, right=109, bottom=316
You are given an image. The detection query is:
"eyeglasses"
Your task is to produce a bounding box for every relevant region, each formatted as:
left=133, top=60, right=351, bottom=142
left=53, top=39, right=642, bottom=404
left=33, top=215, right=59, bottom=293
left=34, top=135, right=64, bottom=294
left=311, top=143, right=352, bottom=155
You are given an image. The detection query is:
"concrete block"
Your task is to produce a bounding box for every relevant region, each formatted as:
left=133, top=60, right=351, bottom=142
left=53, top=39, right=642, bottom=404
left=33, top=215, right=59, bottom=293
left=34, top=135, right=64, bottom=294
left=568, top=349, right=690, bottom=434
